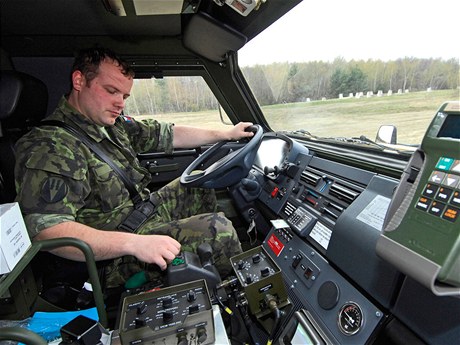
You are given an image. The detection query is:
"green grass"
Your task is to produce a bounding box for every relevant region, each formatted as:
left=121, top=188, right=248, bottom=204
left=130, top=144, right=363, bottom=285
left=135, top=89, right=459, bottom=145
left=263, top=89, right=459, bottom=144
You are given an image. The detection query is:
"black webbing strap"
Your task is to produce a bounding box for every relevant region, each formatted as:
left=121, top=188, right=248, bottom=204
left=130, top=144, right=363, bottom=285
left=40, top=120, right=143, bottom=205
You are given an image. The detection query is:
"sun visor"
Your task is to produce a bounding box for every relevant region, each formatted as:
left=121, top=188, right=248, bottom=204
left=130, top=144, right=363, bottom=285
left=183, top=12, right=247, bottom=62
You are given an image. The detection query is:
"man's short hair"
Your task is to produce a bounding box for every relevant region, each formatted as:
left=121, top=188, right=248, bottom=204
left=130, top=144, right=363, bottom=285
left=71, top=47, right=135, bottom=87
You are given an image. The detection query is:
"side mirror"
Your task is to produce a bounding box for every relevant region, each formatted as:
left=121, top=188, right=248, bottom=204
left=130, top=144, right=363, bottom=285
left=376, top=125, right=397, bottom=144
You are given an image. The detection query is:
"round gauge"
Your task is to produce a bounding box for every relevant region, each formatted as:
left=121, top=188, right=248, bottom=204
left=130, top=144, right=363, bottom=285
left=337, top=302, right=363, bottom=336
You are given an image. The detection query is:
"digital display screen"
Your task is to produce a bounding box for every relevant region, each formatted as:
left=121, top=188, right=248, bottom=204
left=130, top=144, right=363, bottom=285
left=437, top=115, right=460, bottom=139
left=254, top=137, right=289, bottom=170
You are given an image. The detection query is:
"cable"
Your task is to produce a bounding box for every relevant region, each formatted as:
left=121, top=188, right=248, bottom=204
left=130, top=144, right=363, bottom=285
left=213, top=286, right=233, bottom=316
left=265, top=295, right=283, bottom=345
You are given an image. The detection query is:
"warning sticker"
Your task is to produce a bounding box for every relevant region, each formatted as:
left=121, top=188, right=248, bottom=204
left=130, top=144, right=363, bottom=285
left=267, top=234, right=284, bottom=257
left=356, top=195, right=391, bottom=231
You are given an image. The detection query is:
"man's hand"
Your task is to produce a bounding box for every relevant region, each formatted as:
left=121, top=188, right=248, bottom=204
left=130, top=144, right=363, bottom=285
left=133, top=234, right=181, bottom=270
left=36, top=222, right=181, bottom=271
left=227, top=122, right=255, bottom=140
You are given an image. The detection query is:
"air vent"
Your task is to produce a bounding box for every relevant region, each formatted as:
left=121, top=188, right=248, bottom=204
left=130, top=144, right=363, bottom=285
left=301, top=170, right=322, bottom=186
left=283, top=202, right=296, bottom=217
left=329, top=182, right=360, bottom=204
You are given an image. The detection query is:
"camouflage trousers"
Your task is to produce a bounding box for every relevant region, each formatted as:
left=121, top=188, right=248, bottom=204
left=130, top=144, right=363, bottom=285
left=105, top=178, right=242, bottom=288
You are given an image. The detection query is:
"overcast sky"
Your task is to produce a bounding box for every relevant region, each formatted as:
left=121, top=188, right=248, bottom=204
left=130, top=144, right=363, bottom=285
left=238, top=0, right=460, bottom=66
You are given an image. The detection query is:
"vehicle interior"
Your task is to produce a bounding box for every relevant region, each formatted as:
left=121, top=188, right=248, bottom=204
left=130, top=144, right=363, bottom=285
left=1, top=0, right=459, bottom=344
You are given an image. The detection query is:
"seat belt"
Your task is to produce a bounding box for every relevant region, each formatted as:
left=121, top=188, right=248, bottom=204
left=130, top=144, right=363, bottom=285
left=40, top=120, right=143, bottom=205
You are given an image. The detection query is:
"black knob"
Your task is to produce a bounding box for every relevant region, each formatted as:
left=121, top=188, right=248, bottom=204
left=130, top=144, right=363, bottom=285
left=187, top=290, right=196, bottom=302
left=189, top=304, right=199, bottom=314
left=237, top=260, right=245, bottom=270
left=252, top=254, right=261, bottom=264
left=261, top=267, right=270, bottom=277
left=134, top=318, right=146, bottom=329
left=137, top=301, right=148, bottom=315
left=242, top=178, right=259, bottom=191
left=163, top=310, right=174, bottom=323
left=245, top=275, right=253, bottom=284
left=162, top=297, right=173, bottom=309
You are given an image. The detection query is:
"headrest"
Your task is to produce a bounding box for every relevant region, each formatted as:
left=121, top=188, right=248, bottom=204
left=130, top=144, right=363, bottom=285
left=0, top=70, right=48, bottom=129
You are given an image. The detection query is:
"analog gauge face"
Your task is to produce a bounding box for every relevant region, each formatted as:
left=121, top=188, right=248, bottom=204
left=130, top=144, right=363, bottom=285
left=338, top=302, right=363, bottom=335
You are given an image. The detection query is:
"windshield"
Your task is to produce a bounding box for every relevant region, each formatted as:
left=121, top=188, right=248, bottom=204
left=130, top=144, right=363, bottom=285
left=239, top=0, right=459, bottom=151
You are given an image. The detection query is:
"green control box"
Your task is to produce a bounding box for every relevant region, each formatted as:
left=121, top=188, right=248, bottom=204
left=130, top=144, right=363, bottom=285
left=377, top=101, right=460, bottom=294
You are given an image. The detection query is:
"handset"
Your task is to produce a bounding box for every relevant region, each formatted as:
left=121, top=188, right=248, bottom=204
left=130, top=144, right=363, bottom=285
left=377, top=101, right=460, bottom=295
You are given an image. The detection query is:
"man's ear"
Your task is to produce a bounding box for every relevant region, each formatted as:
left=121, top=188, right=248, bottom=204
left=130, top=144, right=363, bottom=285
left=72, top=70, right=84, bottom=91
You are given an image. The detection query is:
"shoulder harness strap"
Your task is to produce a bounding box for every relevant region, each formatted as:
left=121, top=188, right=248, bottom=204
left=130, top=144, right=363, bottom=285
left=40, top=120, right=142, bottom=205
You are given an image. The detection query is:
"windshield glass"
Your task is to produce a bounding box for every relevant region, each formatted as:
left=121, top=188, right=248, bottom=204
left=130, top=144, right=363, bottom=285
left=239, top=0, right=459, bottom=151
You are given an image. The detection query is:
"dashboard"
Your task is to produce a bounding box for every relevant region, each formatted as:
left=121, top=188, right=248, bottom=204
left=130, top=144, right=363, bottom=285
left=229, top=125, right=460, bottom=345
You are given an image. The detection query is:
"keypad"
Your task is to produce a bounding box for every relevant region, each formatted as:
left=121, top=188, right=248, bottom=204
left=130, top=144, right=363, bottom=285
left=416, top=157, right=460, bottom=222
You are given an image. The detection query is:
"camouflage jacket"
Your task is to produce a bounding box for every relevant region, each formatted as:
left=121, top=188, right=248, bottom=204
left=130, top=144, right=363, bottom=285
left=14, top=96, right=174, bottom=238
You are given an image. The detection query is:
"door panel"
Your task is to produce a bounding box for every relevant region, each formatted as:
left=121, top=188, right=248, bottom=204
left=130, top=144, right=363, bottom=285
left=138, top=142, right=247, bottom=190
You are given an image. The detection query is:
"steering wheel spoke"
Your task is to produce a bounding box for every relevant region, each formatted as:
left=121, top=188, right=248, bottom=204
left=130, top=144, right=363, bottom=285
left=180, top=125, right=263, bottom=188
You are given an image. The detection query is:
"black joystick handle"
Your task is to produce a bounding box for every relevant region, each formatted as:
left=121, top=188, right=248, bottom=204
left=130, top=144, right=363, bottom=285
left=197, top=242, right=213, bottom=265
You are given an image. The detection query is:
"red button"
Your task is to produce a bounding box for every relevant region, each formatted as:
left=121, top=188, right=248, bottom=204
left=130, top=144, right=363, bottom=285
left=271, top=187, right=279, bottom=198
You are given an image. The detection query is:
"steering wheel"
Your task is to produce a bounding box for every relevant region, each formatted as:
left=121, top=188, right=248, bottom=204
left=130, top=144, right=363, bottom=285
left=180, top=124, right=263, bottom=189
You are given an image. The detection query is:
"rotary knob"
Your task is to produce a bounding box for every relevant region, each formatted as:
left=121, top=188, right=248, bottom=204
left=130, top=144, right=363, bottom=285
left=162, top=297, right=173, bottom=308
left=187, top=290, right=196, bottom=302
left=163, top=310, right=174, bottom=323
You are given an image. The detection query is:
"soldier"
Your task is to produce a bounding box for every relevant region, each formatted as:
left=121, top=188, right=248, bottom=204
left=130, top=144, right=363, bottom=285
left=14, top=47, right=254, bottom=288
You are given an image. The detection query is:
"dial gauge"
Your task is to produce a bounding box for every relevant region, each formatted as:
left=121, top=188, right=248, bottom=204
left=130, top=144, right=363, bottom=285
left=338, top=302, right=363, bottom=335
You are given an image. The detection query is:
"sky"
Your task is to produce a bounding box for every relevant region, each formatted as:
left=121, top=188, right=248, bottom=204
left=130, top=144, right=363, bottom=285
left=238, top=0, right=460, bottom=66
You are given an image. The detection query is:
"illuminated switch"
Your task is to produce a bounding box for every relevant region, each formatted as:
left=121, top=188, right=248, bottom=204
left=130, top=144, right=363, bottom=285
left=271, top=187, right=279, bottom=198
left=442, top=207, right=459, bottom=222
left=435, top=187, right=453, bottom=202
left=422, top=183, right=439, bottom=198
left=451, top=191, right=460, bottom=207
left=436, top=157, right=454, bottom=171
left=428, top=201, right=445, bottom=217
left=415, top=197, right=431, bottom=211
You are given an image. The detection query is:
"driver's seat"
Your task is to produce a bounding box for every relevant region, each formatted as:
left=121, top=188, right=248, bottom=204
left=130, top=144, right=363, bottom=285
left=0, top=70, right=48, bottom=203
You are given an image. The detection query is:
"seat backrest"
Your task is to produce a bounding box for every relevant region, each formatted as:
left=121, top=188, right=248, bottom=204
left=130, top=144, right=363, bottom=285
left=0, top=70, right=48, bottom=203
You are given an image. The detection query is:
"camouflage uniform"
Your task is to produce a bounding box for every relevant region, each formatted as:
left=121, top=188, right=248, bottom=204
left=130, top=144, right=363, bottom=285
left=15, top=96, right=242, bottom=288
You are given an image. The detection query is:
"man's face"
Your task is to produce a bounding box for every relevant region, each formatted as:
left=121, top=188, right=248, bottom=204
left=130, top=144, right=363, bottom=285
left=73, top=59, right=133, bottom=126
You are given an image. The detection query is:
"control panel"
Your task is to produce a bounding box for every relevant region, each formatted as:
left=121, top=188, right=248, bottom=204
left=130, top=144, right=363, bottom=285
left=230, top=246, right=289, bottom=319
left=118, top=279, right=215, bottom=345
left=418, top=158, right=460, bottom=221
left=263, top=227, right=384, bottom=344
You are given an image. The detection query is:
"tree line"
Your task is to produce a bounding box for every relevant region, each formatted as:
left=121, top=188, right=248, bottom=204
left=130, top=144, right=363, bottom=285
left=243, top=57, right=459, bottom=105
left=125, top=57, right=459, bottom=115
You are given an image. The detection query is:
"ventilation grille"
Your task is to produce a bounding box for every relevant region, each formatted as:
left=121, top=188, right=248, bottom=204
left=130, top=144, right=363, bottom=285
left=329, top=182, right=360, bottom=204
left=283, top=201, right=296, bottom=217
left=300, top=170, right=322, bottom=186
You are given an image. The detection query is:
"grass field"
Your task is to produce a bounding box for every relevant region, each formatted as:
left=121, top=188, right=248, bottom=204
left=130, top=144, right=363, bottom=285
left=135, top=89, right=459, bottom=146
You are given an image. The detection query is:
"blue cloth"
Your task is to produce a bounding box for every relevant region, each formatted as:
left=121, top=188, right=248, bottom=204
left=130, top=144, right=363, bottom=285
left=25, top=307, right=99, bottom=343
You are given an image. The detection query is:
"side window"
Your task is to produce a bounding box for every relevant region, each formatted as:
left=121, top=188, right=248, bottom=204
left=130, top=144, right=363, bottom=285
left=124, top=76, right=232, bottom=130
